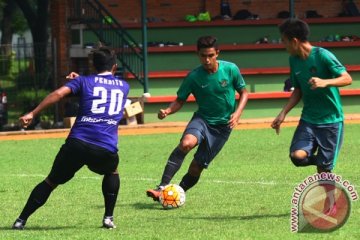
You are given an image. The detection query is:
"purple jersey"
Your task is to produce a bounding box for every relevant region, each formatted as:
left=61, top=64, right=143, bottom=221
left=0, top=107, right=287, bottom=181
left=65, top=73, right=129, bottom=153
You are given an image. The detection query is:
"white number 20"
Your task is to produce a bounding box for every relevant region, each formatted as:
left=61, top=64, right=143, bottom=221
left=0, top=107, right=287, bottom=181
left=91, top=87, right=124, bottom=115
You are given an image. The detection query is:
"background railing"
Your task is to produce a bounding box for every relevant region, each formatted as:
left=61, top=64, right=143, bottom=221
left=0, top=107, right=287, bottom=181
left=68, top=0, right=148, bottom=92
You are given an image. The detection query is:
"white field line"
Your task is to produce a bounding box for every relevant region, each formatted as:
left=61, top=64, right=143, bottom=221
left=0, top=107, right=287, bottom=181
left=5, top=174, right=358, bottom=188
left=4, top=174, right=292, bottom=186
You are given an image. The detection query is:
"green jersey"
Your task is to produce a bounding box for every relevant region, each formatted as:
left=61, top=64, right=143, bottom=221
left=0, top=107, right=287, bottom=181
left=177, top=60, right=246, bottom=125
left=290, top=47, right=346, bottom=124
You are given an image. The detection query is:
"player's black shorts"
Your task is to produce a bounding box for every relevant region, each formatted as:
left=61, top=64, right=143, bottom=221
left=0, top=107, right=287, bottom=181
left=290, top=120, right=344, bottom=171
left=183, top=114, right=232, bottom=168
left=48, top=138, right=119, bottom=184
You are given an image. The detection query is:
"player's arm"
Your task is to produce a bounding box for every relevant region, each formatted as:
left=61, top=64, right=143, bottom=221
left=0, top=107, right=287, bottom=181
left=158, top=98, right=185, bottom=119
left=19, top=86, right=72, bottom=128
left=309, top=71, right=352, bottom=89
left=228, top=88, right=249, bottom=128
left=271, top=88, right=302, bottom=134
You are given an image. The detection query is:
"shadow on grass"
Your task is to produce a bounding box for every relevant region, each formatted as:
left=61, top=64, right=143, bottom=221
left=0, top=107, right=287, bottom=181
left=93, top=201, right=162, bottom=210
left=131, top=202, right=164, bottom=210
left=183, top=213, right=289, bottom=221
left=0, top=225, right=77, bottom=231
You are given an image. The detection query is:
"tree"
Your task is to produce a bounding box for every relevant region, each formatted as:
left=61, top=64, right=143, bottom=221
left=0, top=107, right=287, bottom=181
left=0, top=0, right=16, bottom=55
left=14, top=0, right=50, bottom=88
left=0, top=0, right=28, bottom=55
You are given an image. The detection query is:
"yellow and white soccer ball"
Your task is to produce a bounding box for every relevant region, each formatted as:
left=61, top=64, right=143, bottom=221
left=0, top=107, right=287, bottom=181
left=159, top=184, right=186, bottom=209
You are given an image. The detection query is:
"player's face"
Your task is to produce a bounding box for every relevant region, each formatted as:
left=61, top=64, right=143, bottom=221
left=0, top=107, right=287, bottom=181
left=197, top=47, right=219, bottom=73
left=281, top=34, right=298, bottom=56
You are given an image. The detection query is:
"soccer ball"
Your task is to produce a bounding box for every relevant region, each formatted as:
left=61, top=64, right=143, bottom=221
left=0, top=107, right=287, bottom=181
left=159, top=184, right=186, bottom=209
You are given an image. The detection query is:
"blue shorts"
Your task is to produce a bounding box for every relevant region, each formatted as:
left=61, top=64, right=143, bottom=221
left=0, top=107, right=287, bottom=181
left=182, top=114, right=232, bottom=168
left=290, top=120, right=344, bottom=171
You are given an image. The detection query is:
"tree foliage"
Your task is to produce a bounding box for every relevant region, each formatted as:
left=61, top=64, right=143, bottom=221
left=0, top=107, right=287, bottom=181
left=0, top=0, right=28, bottom=37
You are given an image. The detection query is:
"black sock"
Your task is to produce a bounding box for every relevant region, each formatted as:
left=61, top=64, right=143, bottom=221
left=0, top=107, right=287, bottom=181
left=160, top=147, right=187, bottom=186
left=179, top=173, right=200, bottom=192
left=290, top=155, right=317, bottom=167
left=102, top=173, right=120, bottom=217
left=308, top=155, right=317, bottom=165
left=19, top=180, right=54, bottom=221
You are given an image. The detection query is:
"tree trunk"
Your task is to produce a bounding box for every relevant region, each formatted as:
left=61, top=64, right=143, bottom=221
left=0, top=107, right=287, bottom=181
left=14, top=0, right=50, bottom=88
left=1, top=0, right=17, bottom=54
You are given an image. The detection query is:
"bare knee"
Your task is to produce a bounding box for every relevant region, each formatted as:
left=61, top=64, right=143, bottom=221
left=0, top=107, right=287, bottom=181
left=290, top=150, right=309, bottom=167
left=179, top=134, right=197, bottom=153
left=290, top=150, right=308, bottom=159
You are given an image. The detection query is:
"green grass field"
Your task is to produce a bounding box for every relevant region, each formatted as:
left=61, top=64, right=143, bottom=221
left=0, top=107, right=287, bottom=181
left=0, top=124, right=359, bottom=240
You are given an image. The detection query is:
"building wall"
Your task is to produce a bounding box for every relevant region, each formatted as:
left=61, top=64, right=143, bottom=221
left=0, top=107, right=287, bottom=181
left=101, top=0, right=360, bottom=23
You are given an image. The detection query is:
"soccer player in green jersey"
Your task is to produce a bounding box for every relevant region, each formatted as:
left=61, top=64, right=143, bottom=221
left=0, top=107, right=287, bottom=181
left=272, top=18, right=352, bottom=173
left=146, top=36, right=249, bottom=201
left=271, top=19, right=352, bottom=215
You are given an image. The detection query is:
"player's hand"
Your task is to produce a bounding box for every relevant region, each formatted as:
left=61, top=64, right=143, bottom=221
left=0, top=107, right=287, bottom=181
left=308, top=77, right=327, bottom=89
left=271, top=112, right=285, bottom=135
left=228, top=113, right=240, bottom=129
left=158, top=109, right=168, bottom=120
left=19, top=112, right=34, bottom=128
left=66, top=72, right=79, bottom=80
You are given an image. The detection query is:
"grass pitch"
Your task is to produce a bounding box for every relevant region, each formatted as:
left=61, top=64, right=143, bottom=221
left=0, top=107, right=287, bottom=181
left=0, top=124, right=359, bottom=239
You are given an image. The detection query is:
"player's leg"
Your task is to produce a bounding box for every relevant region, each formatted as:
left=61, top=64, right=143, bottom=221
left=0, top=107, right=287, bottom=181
left=314, top=122, right=344, bottom=215
left=102, top=170, right=120, bottom=229
left=12, top=178, right=57, bottom=230
left=315, top=121, right=344, bottom=172
left=179, top=160, right=203, bottom=191
left=146, top=115, right=204, bottom=201
left=180, top=122, right=232, bottom=192
left=85, top=142, right=120, bottom=229
left=160, top=134, right=198, bottom=186
left=289, top=120, right=317, bottom=167
left=146, top=134, right=197, bottom=201
left=13, top=139, right=84, bottom=230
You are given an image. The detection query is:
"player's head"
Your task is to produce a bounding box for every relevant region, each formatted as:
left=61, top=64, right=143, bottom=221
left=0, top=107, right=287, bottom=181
left=92, top=47, right=117, bottom=73
left=279, top=18, right=310, bottom=56
left=196, top=36, right=219, bottom=72
left=197, top=36, right=219, bottom=51
left=279, top=18, right=310, bottom=42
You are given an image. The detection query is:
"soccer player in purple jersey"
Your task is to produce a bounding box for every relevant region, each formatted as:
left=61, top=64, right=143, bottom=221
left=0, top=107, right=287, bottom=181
left=12, top=47, right=129, bottom=230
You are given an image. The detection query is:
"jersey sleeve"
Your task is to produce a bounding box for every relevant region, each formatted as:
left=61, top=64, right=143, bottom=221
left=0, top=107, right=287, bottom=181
left=319, top=48, right=346, bottom=76
left=231, top=64, right=246, bottom=91
left=176, top=74, right=193, bottom=101
left=64, top=76, right=83, bottom=95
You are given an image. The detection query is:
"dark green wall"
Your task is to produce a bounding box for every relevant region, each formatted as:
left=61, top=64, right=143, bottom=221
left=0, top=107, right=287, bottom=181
left=142, top=96, right=360, bottom=123
left=80, top=20, right=360, bottom=123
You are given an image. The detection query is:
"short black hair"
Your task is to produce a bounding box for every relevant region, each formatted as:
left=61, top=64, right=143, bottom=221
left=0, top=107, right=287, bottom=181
left=92, top=47, right=116, bottom=72
left=279, top=18, right=310, bottom=42
left=197, top=36, right=219, bottom=51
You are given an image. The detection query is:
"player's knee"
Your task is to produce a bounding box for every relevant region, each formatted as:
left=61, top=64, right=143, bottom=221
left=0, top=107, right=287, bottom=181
left=179, top=139, right=196, bottom=153
left=291, top=150, right=308, bottom=159
left=290, top=150, right=308, bottom=167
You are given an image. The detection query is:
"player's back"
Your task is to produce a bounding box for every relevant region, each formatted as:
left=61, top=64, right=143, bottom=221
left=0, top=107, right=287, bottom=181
left=65, top=73, right=130, bottom=153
